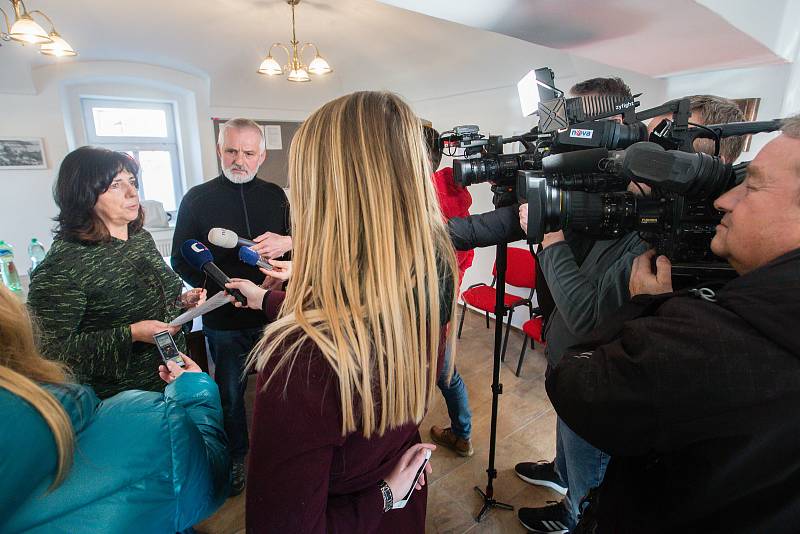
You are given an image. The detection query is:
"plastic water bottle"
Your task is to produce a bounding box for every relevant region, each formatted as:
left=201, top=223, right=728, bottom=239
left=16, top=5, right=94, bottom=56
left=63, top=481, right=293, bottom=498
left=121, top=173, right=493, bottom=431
left=28, top=238, right=47, bottom=275
left=0, top=241, right=23, bottom=294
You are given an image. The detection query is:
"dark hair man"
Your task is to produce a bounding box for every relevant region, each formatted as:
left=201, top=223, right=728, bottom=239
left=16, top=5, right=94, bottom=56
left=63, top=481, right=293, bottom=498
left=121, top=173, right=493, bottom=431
left=514, top=92, right=745, bottom=533
left=570, top=77, right=633, bottom=100
left=548, top=115, right=800, bottom=534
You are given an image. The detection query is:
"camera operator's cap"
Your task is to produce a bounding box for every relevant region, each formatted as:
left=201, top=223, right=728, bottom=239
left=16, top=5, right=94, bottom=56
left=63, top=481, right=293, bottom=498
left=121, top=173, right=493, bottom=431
left=518, top=70, right=542, bottom=117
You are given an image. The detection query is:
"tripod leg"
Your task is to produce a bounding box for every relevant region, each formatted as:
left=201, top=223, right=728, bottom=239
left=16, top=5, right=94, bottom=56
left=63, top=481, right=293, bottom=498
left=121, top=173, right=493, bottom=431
left=474, top=486, right=490, bottom=522
left=474, top=486, right=515, bottom=522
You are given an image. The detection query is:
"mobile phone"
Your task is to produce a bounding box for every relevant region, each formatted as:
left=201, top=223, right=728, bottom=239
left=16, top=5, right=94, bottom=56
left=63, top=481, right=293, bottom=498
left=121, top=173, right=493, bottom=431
left=392, top=448, right=432, bottom=509
left=153, top=330, right=185, bottom=367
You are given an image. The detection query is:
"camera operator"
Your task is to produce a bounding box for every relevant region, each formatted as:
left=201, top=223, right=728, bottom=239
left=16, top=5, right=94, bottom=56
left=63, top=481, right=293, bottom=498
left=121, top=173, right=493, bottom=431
left=546, top=114, right=800, bottom=534
left=648, top=94, right=747, bottom=163
left=514, top=92, right=746, bottom=533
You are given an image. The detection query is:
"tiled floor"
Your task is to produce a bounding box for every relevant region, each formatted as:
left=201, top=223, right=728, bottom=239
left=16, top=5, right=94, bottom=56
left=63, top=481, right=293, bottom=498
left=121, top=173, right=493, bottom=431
left=197, top=308, right=561, bottom=533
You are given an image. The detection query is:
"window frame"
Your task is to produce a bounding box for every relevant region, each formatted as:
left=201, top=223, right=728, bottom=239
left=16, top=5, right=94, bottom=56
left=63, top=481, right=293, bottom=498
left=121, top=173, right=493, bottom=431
left=81, top=97, right=184, bottom=214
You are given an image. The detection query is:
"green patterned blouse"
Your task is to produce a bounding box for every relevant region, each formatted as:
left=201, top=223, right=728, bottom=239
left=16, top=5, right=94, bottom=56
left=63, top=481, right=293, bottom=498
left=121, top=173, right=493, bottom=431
left=27, top=230, right=186, bottom=398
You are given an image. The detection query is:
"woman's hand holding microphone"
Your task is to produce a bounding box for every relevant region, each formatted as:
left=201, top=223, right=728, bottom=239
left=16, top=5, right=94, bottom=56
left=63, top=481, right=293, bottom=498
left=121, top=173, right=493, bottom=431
left=225, top=259, right=292, bottom=308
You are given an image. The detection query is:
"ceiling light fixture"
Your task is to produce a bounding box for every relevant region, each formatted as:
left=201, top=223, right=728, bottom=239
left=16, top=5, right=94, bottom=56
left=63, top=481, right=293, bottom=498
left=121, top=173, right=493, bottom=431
left=258, top=0, right=331, bottom=83
left=0, top=0, right=76, bottom=56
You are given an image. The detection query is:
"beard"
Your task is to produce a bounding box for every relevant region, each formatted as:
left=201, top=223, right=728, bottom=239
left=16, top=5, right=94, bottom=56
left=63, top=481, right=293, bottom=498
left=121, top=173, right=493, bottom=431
left=222, top=165, right=257, bottom=184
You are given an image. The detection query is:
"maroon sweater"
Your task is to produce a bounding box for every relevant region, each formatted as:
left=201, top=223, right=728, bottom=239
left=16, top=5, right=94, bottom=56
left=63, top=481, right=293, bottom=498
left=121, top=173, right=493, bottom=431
left=246, top=290, right=428, bottom=533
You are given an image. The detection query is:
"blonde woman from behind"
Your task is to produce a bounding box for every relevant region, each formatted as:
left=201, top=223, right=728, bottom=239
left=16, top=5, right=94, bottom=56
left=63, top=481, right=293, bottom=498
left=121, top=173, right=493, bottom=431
left=228, top=91, right=459, bottom=533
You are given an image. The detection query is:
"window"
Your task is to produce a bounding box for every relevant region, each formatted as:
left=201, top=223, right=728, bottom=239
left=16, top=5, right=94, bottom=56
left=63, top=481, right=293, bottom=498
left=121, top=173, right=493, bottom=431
left=82, top=98, right=183, bottom=212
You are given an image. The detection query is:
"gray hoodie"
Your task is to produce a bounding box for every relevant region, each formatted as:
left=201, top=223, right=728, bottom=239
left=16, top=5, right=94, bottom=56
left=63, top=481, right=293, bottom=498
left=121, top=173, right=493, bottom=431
left=538, top=231, right=648, bottom=367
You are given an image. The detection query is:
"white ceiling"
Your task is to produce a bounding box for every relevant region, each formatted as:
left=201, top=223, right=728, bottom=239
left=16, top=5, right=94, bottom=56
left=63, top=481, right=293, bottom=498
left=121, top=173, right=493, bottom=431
left=0, top=0, right=660, bottom=108
left=377, top=0, right=796, bottom=77
left=2, top=0, right=794, bottom=109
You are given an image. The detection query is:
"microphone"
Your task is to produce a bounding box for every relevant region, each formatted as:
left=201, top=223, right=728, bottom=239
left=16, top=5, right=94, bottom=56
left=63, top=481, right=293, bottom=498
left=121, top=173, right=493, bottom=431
left=180, top=240, right=247, bottom=305
left=239, top=246, right=273, bottom=271
left=208, top=228, right=257, bottom=249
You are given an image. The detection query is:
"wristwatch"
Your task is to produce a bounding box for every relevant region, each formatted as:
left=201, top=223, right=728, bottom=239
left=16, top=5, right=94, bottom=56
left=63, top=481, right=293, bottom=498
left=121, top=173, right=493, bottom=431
left=378, top=480, right=393, bottom=512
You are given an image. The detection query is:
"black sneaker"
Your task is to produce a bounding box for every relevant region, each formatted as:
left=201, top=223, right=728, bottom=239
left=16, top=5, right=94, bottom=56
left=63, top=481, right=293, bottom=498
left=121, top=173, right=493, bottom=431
left=518, top=501, right=571, bottom=533
left=515, top=460, right=567, bottom=495
left=230, top=459, right=246, bottom=496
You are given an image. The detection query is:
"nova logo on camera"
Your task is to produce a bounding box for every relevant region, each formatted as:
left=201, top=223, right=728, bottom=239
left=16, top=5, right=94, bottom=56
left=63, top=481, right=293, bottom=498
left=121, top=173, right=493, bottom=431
left=569, top=128, right=594, bottom=139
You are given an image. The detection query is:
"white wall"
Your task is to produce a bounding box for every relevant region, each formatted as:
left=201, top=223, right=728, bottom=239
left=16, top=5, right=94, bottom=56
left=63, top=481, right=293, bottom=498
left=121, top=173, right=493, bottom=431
left=0, top=91, right=66, bottom=274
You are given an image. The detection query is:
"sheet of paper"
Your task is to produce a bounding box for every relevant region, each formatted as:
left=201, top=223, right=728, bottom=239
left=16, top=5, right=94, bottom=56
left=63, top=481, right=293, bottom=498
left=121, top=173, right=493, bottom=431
left=264, top=125, right=283, bottom=150
left=169, top=291, right=230, bottom=326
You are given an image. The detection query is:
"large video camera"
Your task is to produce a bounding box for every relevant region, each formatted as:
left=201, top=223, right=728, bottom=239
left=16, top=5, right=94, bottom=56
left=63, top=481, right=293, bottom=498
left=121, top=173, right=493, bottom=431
left=441, top=67, right=782, bottom=282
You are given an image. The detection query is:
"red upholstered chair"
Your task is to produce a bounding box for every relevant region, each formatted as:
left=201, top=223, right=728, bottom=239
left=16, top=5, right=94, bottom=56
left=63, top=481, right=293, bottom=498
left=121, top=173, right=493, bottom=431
left=457, top=247, right=537, bottom=361
left=516, top=314, right=545, bottom=377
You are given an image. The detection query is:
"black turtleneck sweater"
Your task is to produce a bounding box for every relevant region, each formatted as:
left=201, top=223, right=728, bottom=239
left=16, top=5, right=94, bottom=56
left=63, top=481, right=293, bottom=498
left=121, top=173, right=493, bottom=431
left=171, top=175, right=290, bottom=330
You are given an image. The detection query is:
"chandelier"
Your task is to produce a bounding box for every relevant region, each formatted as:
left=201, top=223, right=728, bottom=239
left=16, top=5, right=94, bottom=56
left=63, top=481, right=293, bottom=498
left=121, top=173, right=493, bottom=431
left=0, top=0, right=76, bottom=56
left=258, top=0, right=331, bottom=83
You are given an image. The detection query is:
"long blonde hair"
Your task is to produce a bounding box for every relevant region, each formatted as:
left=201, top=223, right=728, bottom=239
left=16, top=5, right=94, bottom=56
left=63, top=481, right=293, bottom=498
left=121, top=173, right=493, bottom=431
left=0, top=285, right=74, bottom=489
left=250, top=91, right=458, bottom=437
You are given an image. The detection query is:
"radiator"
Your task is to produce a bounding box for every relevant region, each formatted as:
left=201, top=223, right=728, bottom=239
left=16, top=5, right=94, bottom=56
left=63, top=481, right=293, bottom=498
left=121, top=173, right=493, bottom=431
left=147, top=228, right=175, bottom=259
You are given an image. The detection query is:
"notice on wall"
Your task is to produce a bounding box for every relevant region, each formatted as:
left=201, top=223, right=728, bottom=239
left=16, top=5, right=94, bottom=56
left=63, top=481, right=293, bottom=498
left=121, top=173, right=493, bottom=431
left=264, top=125, right=283, bottom=150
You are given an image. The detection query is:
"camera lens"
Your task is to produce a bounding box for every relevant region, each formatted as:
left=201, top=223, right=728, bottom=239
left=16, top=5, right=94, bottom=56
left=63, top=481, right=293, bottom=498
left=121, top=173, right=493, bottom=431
left=454, top=155, right=521, bottom=187
left=612, top=122, right=649, bottom=149
left=453, top=159, right=477, bottom=187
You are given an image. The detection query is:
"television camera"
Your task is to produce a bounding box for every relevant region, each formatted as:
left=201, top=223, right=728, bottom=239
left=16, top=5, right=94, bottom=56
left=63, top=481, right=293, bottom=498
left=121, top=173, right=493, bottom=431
left=440, top=67, right=782, bottom=281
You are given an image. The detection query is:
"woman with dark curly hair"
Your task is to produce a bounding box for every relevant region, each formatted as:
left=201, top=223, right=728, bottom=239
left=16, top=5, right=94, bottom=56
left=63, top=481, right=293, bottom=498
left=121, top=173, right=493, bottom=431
left=27, top=146, right=205, bottom=398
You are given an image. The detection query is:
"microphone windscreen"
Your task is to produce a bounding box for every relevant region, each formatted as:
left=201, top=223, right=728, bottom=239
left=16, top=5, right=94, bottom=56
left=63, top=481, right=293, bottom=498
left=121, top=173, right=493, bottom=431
left=238, top=246, right=260, bottom=266
left=208, top=228, right=239, bottom=248
left=181, top=239, right=214, bottom=271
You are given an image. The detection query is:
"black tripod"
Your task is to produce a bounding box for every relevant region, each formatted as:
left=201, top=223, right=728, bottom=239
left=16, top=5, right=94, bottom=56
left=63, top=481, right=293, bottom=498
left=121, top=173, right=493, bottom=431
left=474, top=240, right=514, bottom=521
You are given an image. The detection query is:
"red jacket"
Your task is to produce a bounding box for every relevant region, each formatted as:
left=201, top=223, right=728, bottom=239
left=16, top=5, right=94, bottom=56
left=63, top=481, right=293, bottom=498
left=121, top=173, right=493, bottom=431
left=433, top=166, right=474, bottom=285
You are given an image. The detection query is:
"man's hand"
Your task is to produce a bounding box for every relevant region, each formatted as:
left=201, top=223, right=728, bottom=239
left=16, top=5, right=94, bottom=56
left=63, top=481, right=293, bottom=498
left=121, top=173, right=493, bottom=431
left=629, top=249, right=673, bottom=297
left=251, top=232, right=293, bottom=259
left=179, top=288, right=206, bottom=309
left=541, top=230, right=565, bottom=249
left=519, top=203, right=528, bottom=233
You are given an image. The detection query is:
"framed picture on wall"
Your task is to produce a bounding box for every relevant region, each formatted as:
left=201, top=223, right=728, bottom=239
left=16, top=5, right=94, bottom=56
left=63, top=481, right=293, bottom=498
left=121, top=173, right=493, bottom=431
left=732, top=98, right=761, bottom=152
left=0, top=138, right=47, bottom=170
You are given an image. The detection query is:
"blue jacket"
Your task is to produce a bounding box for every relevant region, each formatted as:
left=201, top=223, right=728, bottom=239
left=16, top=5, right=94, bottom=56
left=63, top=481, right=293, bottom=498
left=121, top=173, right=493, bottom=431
left=0, top=372, right=230, bottom=533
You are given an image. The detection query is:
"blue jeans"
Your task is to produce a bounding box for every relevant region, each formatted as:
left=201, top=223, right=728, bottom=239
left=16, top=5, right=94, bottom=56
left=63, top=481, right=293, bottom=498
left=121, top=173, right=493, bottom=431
left=203, top=326, right=263, bottom=461
left=554, top=416, right=610, bottom=529
left=436, top=343, right=472, bottom=439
